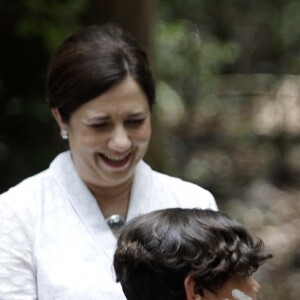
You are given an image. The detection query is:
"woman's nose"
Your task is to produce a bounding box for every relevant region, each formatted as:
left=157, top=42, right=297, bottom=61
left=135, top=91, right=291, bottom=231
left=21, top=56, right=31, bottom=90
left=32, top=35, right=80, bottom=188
left=108, top=126, right=131, bottom=151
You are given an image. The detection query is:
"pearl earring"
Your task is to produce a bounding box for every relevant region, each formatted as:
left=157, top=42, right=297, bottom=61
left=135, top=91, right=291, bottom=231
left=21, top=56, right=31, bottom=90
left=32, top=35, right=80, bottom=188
left=61, top=130, right=68, bottom=140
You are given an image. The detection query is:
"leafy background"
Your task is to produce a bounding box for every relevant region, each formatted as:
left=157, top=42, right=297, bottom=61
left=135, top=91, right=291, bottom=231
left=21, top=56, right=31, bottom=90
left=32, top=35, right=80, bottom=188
left=1, top=0, right=300, bottom=298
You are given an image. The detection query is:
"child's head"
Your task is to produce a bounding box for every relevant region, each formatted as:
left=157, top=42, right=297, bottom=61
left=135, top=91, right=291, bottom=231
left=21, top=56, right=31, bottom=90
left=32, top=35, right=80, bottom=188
left=113, top=208, right=272, bottom=300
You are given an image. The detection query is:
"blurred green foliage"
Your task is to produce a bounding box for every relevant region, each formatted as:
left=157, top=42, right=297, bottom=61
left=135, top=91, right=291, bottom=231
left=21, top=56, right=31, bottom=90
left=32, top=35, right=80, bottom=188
left=154, top=20, right=240, bottom=104
left=151, top=0, right=300, bottom=194
left=0, top=0, right=87, bottom=190
left=153, top=2, right=300, bottom=298
left=15, top=0, right=86, bottom=52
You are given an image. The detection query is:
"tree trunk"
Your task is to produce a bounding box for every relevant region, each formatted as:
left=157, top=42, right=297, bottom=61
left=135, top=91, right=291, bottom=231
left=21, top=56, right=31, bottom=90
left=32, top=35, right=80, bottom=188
left=85, top=0, right=157, bottom=50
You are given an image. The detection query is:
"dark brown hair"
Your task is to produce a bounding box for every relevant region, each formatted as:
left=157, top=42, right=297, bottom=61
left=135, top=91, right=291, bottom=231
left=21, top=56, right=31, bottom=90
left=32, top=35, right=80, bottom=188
left=46, top=24, right=155, bottom=122
left=114, top=208, right=272, bottom=300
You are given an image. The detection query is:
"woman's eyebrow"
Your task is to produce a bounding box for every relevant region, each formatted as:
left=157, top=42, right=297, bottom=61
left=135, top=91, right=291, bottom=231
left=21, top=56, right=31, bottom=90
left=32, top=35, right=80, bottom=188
left=127, top=110, right=149, bottom=118
left=85, top=115, right=111, bottom=123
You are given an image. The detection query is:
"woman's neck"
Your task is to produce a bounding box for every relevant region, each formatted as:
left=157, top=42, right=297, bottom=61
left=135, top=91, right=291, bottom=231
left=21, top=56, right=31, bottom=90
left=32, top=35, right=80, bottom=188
left=87, top=179, right=132, bottom=220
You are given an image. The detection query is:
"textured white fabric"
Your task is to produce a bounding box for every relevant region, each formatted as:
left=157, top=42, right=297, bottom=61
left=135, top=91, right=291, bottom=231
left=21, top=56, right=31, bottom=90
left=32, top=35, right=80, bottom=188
left=0, top=151, right=217, bottom=300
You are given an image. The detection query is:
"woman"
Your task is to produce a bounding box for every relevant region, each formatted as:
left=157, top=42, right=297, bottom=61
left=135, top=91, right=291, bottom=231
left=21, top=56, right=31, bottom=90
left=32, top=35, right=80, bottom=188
left=0, top=25, right=217, bottom=300
left=114, top=208, right=272, bottom=300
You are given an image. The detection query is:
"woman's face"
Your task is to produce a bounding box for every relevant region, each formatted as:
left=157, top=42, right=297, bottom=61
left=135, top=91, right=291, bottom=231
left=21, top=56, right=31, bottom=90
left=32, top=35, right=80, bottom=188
left=55, top=76, right=151, bottom=188
left=204, top=276, right=260, bottom=300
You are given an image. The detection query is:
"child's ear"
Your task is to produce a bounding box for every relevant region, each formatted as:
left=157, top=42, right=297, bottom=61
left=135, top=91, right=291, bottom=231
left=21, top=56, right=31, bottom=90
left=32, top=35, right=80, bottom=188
left=184, top=275, right=203, bottom=300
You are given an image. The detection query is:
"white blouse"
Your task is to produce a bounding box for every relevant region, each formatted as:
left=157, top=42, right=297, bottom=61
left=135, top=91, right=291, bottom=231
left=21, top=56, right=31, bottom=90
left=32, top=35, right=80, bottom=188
left=0, top=151, right=217, bottom=300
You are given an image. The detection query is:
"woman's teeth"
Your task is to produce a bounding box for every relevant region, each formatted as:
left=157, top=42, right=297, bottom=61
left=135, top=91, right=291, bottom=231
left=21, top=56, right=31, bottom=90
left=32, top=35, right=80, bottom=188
left=104, top=154, right=129, bottom=161
left=99, top=153, right=131, bottom=168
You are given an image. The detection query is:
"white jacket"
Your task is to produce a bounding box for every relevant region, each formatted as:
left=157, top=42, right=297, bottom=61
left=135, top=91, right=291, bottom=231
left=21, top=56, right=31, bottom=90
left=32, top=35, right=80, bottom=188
left=0, top=151, right=217, bottom=300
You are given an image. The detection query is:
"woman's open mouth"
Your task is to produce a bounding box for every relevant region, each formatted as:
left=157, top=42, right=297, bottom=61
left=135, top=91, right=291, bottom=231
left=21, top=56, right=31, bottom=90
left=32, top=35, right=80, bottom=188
left=99, top=153, right=131, bottom=168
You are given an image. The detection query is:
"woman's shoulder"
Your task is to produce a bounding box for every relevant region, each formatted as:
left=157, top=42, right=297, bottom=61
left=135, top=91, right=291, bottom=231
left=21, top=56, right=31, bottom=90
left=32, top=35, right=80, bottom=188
left=0, top=152, right=68, bottom=207
left=154, top=169, right=213, bottom=196
left=0, top=151, right=71, bottom=196
left=136, top=161, right=217, bottom=210
left=0, top=168, right=49, bottom=206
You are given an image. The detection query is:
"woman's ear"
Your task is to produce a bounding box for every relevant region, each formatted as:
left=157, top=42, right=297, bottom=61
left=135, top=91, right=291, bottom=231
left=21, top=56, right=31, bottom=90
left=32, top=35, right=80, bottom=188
left=51, top=108, right=67, bottom=130
left=184, top=275, right=203, bottom=300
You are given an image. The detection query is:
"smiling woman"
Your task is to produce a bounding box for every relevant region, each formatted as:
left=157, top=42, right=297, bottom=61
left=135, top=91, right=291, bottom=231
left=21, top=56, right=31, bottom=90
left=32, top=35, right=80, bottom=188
left=52, top=76, right=151, bottom=191
left=0, top=24, right=217, bottom=300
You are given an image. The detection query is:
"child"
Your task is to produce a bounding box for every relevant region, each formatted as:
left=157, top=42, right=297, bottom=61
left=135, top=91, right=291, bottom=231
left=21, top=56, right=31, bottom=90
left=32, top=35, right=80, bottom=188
left=114, top=208, right=272, bottom=300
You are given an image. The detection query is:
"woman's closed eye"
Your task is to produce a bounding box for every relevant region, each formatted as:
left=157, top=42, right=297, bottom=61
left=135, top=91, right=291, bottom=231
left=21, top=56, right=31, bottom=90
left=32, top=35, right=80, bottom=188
left=90, top=121, right=111, bottom=129
left=125, top=118, right=145, bottom=127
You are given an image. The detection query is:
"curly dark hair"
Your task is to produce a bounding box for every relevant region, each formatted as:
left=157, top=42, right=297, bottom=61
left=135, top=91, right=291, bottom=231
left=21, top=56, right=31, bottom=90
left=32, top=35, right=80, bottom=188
left=113, top=208, right=272, bottom=300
